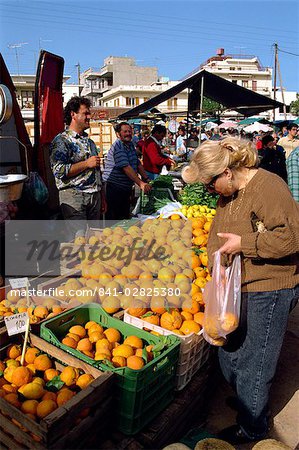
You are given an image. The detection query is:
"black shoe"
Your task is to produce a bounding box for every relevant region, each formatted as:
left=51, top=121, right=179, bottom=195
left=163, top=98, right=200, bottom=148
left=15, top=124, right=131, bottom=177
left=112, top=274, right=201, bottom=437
left=218, top=425, right=256, bottom=445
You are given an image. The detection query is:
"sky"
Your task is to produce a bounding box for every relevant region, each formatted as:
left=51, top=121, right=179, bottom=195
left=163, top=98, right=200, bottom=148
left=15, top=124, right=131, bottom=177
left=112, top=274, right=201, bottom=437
left=0, top=0, right=298, bottom=91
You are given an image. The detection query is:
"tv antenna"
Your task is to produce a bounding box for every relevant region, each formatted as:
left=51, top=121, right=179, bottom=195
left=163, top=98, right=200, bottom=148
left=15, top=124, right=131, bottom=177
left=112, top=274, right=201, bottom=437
left=8, top=42, right=28, bottom=75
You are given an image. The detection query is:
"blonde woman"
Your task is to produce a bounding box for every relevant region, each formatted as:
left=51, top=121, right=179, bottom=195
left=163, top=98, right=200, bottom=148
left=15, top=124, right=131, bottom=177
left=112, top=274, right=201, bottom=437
left=182, top=137, right=299, bottom=445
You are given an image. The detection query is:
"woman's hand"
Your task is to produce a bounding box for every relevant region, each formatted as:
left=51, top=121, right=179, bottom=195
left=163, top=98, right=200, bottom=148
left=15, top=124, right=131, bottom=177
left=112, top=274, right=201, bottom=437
left=217, top=232, right=241, bottom=255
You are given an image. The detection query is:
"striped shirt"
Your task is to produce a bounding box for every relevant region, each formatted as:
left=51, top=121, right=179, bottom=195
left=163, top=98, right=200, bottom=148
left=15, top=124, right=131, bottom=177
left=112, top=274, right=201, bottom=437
left=103, top=139, right=140, bottom=190
left=50, top=129, right=101, bottom=192
left=286, top=146, right=299, bottom=202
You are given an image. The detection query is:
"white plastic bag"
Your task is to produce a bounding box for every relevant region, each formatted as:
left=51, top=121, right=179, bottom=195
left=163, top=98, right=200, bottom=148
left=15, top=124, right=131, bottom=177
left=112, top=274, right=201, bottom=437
left=203, top=250, right=241, bottom=346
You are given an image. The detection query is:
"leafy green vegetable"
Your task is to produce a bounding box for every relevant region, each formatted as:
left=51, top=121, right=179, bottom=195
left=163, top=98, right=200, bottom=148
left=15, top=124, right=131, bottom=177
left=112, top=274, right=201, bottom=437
left=46, top=375, right=64, bottom=392
left=179, top=183, right=218, bottom=208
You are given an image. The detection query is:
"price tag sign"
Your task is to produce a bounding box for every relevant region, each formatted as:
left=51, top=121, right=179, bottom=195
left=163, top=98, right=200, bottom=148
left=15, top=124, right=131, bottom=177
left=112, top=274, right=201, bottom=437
left=4, top=312, right=29, bottom=336
left=9, top=278, right=30, bottom=289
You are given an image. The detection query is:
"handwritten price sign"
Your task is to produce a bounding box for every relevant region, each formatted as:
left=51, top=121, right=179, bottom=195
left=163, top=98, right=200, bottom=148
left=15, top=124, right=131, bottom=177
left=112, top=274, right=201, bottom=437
left=4, top=312, right=29, bottom=336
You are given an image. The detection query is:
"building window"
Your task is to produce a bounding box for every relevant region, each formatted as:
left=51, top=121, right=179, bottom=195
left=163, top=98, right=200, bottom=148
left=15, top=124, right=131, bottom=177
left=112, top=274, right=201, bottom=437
left=114, top=99, right=119, bottom=107
left=229, top=67, right=236, bottom=71
left=252, top=80, right=257, bottom=91
left=126, top=97, right=131, bottom=106
left=167, top=99, right=172, bottom=108
left=173, top=98, right=178, bottom=107
left=135, top=97, right=139, bottom=106
left=144, top=97, right=149, bottom=102
left=21, top=91, right=34, bottom=108
left=242, top=80, right=248, bottom=88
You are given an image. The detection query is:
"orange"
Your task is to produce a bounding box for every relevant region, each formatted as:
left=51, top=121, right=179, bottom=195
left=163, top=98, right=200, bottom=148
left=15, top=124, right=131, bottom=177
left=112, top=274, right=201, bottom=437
left=193, top=235, right=208, bottom=247
left=182, top=299, right=200, bottom=315
left=44, top=369, right=60, bottom=382
left=127, top=300, right=147, bottom=318
left=204, top=221, right=212, bottom=233
left=193, top=312, right=205, bottom=326
left=34, top=306, right=49, bottom=319
left=193, top=266, right=207, bottom=278
left=34, top=355, right=52, bottom=371
left=150, top=297, right=167, bottom=314
left=76, top=374, right=94, bottom=389
left=42, top=391, right=57, bottom=402
left=3, top=366, right=17, bottom=383
left=11, top=366, right=32, bottom=387
left=123, top=336, right=143, bottom=349
left=18, top=382, right=44, bottom=400
left=2, top=384, right=17, bottom=393
left=112, top=356, right=127, bottom=368
left=192, top=291, right=204, bottom=305
left=4, top=393, right=21, bottom=408
left=103, top=328, right=121, bottom=343
left=191, top=218, right=205, bottom=229
left=88, top=331, right=104, bottom=343
left=52, top=306, right=63, bottom=315
left=60, top=366, right=79, bottom=386
left=69, top=325, right=86, bottom=338
left=180, top=320, right=201, bottom=335
left=101, top=297, right=121, bottom=314
left=6, top=344, right=21, bottom=360
left=181, top=311, right=193, bottom=321
left=21, top=399, right=39, bottom=415
left=95, top=338, right=113, bottom=352
left=170, top=214, right=181, bottom=220
left=36, top=399, right=57, bottom=418
left=191, top=283, right=201, bottom=296
left=62, top=336, right=77, bottom=349
left=94, top=352, right=112, bottom=361
left=66, top=332, right=81, bottom=343
left=112, top=344, right=135, bottom=358
left=191, top=255, right=200, bottom=269
left=126, top=355, right=145, bottom=370
left=142, top=314, right=160, bottom=327
left=77, top=338, right=93, bottom=352
left=56, top=388, right=75, bottom=406
left=160, top=310, right=183, bottom=331
left=221, top=313, right=238, bottom=333
left=25, top=347, right=40, bottom=364
left=87, top=323, right=104, bottom=335
left=200, top=252, right=208, bottom=267
left=192, top=228, right=206, bottom=237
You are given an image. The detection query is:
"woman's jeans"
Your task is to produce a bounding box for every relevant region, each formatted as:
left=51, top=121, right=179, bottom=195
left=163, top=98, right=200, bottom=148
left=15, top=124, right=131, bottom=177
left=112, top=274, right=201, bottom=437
left=218, top=286, right=299, bottom=440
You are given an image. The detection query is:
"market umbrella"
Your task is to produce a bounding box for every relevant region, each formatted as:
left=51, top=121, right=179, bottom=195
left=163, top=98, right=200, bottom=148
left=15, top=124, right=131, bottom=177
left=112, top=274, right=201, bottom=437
left=243, top=122, right=273, bottom=133
left=205, top=121, right=218, bottom=130
left=220, top=121, right=238, bottom=129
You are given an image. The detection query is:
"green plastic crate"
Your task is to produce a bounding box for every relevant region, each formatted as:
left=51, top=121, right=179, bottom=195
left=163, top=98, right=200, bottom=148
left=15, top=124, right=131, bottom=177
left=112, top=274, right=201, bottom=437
left=40, top=303, right=180, bottom=435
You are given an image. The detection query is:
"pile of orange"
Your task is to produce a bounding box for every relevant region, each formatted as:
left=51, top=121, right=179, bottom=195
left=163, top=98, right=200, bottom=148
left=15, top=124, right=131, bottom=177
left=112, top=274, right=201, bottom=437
left=61, top=322, right=152, bottom=370
left=0, top=295, right=66, bottom=324
left=0, top=343, right=95, bottom=439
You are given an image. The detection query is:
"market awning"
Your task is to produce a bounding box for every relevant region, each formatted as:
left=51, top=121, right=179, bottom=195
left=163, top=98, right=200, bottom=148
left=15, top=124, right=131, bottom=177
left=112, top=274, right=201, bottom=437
left=118, top=69, right=283, bottom=119
left=238, top=117, right=272, bottom=125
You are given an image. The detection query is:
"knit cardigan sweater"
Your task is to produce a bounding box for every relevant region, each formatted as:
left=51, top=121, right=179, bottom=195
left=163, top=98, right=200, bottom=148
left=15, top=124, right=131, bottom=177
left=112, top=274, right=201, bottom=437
left=207, top=168, right=299, bottom=292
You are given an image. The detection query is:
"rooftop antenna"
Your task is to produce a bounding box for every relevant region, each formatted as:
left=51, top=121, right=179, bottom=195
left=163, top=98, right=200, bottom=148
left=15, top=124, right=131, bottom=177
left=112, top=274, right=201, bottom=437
left=8, top=42, right=28, bottom=75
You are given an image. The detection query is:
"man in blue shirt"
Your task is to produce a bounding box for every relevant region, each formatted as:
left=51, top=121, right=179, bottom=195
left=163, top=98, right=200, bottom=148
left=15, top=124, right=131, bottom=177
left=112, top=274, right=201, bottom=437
left=103, top=122, right=151, bottom=219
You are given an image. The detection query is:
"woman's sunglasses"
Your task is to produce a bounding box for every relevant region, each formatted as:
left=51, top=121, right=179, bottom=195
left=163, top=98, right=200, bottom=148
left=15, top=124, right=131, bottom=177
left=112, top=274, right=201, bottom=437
left=204, top=174, right=220, bottom=191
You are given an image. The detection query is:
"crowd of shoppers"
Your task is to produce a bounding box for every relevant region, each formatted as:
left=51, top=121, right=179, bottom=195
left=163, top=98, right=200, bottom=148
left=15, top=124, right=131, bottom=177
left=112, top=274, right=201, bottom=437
left=49, top=96, right=299, bottom=234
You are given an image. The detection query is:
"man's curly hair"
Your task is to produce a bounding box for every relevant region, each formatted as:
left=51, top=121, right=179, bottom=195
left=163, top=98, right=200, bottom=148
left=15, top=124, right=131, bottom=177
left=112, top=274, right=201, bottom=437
left=64, top=96, right=91, bottom=125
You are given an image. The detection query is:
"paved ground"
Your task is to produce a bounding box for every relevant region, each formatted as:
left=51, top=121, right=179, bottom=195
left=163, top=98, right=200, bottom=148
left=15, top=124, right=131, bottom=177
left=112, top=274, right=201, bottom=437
left=203, top=304, right=299, bottom=450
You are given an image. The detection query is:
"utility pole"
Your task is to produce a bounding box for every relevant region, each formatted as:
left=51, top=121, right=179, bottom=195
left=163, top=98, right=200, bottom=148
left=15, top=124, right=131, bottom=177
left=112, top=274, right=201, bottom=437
left=76, top=63, right=81, bottom=93
left=277, top=52, right=287, bottom=119
left=273, top=43, right=278, bottom=121
left=8, top=42, right=28, bottom=75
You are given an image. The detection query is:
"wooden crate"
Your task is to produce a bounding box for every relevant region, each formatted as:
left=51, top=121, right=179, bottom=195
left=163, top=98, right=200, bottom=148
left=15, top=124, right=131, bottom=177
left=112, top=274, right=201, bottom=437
left=0, top=333, right=114, bottom=449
